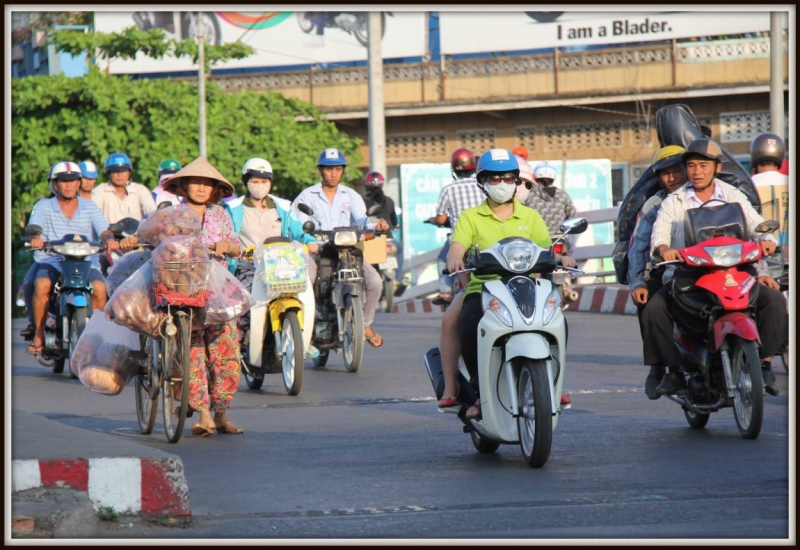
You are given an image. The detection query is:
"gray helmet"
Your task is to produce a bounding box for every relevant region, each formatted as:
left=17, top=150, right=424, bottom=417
left=749, top=133, right=785, bottom=168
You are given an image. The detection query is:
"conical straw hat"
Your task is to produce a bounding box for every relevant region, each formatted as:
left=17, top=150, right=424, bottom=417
left=163, top=157, right=235, bottom=198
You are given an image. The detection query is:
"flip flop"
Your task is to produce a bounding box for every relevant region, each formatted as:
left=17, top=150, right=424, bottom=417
left=215, top=421, right=244, bottom=434
left=26, top=343, right=44, bottom=355
left=191, top=423, right=214, bottom=437
left=364, top=327, right=383, bottom=348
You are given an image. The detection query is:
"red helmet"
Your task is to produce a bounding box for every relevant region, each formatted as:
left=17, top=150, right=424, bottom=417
left=451, top=148, right=476, bottom=172
left=364, top=171, right=385, bottom=187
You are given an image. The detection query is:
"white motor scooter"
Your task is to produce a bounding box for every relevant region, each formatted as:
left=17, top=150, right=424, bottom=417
left=424, top=217, right=588, bottom=468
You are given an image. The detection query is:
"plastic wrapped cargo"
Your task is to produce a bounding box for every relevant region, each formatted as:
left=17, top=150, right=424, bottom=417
left=105, top=262, right=167, bottom=338
left=72, top=310, right=140, bottom=396
left=136, top=204, right=202, bottom=247
left=106, top=249, right=152, bottom=297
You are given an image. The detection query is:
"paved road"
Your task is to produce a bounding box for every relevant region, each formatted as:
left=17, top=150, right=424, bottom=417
left=10, top=312, right=790, bottom=539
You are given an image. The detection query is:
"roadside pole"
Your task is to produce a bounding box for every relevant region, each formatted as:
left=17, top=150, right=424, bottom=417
left=769, top=12, right=784, bottom=139
left=367, top=12, right=386, bottom=176
left=198, top=14, right=208, bottom=159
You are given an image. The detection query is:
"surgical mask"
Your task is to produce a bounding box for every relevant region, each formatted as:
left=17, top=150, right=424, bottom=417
left=542, top=187, right=557, bottom=198
left=247, top=181, right=271, bottom=199
left=485, top=181, right=516, bottom=204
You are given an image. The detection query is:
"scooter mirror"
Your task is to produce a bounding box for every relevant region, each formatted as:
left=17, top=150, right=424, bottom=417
left=302, top=220, right=316, bottom=234
left=367, top=204, right=383, bottom=217
left=559, top=217, right=588, bottom=235
left=156, top=201, right=173, bottom=211
left=120, top=217, right=140, bottom=236
left=25, top=224, right=43, bottom=237
left=297, top=203, right=314, bottom=216
left=108, top=223, right=124, bottom=235
left=756, top=220, right=780, bottom=234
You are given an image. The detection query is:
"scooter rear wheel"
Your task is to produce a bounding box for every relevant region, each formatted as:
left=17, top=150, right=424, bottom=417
left=517, top=359, right=553, bottom=468
left=684, top=408, right=710, bottom=429
left=312, top=350, right=329, bottom=368
left=380, top=278, right=394, bottom=313
left=470, top=429, right=500, bottom=453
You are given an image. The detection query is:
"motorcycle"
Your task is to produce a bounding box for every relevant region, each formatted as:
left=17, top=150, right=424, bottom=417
left=366, top=216, right=402, bottom=314
left=133, top=11, right=222, bottom=45
left=423, top=217, right=588, bottom=468
left=102, top=217, right=140, bottom=276
left=240, top=239, right=313, bottom=396
left=764, top=245, right=789, bottom=373
left=425, top=218, right=458, bottom=307
left=297, top=203, right=382, bottom=372
left=654, top=202, right=781, bottom=439
left=296, top=12, right=391, bottom=48
left=550, top=234, right=579, bottom=310
left=24, top=224, right=113, bottom=377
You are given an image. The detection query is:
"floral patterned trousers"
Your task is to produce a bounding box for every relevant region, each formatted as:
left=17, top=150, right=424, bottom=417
left=188, top=321, right=240, bottom=413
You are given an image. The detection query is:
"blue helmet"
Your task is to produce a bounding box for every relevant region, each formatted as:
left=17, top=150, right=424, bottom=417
left=475, top=149, right=520, bottom=183
left=104, top=153, right=132, bottom=173
left=317, top=148, right=347, bottom=167
left=78, top=161, right=99, bottom=179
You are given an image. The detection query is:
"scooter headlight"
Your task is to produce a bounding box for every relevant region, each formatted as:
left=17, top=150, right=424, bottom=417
left=703, top=244, right=742, bottom=267
left=499, top=240, right=535, bottom=272
left=333, top=230, right=358, bottom=247
left=481, top=289, right=513, bottom=327
left=52, top=242, right=100, bottom=256
left=542, top=289, right=561, bottom=326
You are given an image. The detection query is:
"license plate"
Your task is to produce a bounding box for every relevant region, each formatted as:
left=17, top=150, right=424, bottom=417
left=379, top=257, right=398, bottom=270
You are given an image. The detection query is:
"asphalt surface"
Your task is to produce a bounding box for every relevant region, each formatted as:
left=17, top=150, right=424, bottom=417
left=10, top=312, right=792, bottom=540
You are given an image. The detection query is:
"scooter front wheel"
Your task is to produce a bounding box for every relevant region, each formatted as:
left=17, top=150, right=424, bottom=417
left=67, top=308, right=87, bottom=379
left=730, top=338, right=763, bottom=440
left=280, top=311, right=305, bottom=396
left=517, top=359, right=553, bottom=468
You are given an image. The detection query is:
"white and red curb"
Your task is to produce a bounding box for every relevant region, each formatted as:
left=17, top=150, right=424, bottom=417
left=12, top=457, right=191, bottom=517
left=390, top=286, right=637, bottom=316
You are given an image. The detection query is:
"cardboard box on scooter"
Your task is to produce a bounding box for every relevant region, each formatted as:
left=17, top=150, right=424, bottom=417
left=357, top=235, right=387, bottom=264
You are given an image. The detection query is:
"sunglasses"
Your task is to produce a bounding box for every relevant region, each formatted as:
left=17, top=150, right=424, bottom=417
left=486, top=174, right=519, bottom=185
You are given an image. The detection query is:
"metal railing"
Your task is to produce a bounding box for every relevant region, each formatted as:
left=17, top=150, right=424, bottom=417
left=398, top=206, right=621, bottom=303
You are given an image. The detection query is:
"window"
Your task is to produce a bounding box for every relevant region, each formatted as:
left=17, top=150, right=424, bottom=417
left=33, top=51, right=40, bottom=70
left=611, top=164, right=627, bottom=206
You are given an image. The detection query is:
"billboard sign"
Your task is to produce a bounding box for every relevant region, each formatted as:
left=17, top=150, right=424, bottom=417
left=93, top=11, right=426, bottom=74
left=440, top=11, right=772, bottom=54
left=399, top=163, right=454, bottom=260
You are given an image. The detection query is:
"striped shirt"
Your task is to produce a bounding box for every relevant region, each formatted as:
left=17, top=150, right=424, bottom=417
left=28, top=197, right=109, bottom=270
left=434, top=177, right=484, bottom=230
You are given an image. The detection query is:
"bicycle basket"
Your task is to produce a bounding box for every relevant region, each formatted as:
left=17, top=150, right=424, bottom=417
left=258, top=242, right=308, bottom=299
left=151, top=259, right=212, bottom=307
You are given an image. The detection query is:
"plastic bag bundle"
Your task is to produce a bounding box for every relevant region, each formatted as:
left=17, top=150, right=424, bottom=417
left=72, top=310, right=140, bottom=396
left=136, top=204, right=202, bottom=247
left=151, top=235, right=211, bottom=303
left=613, top=103, right=761, bottom=284
left=256, top=241, right=309, bottom=300
left=106, top=249, right=152, bottom=297
left=193, top=262, right=254, bottom=329
left=105, top=262, right=167, bottom=337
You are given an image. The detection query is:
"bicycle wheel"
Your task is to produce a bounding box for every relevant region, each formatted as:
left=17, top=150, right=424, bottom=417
left=135, top=335, right=159, bottom=434
left=161, top=313, right=191, bottom=443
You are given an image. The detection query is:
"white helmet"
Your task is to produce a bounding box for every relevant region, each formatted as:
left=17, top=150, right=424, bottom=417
left=48, top=161, right=82, bottom=195
left=533, top=162, right=557, bottom=182
left=241, top=157, right=273, bottom=184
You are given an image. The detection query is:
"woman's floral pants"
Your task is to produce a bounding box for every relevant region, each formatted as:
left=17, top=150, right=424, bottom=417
left=188, top=321, right=240, bottom=413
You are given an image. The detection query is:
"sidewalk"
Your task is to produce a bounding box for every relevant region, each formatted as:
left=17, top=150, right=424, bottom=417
left=12, top=410, right=191, bottom=526
left=390, top=284, right=636, bottom=316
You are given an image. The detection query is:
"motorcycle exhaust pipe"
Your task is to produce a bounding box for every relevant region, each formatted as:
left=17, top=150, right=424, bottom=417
left=666, top=394, right=726, bottom=414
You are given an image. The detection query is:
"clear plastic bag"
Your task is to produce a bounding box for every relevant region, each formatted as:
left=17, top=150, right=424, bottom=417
left=106, top=249, right=152, bottom=297
left=193, top=262, right=254, bottom=328
left=136, top=204, right=202, bottom=247
left=72, top=310, right=140, bottom=396
left=256, top=241, right=309, bottom=301
left=105, top=262, right=167, bottom=338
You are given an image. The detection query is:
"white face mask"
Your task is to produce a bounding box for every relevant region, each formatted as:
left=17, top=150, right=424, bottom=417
left=247, top=182, right=271, bottom=199
left=485, top=181, right=517, bottom=204
left=514, top=184, right=531, bottom=203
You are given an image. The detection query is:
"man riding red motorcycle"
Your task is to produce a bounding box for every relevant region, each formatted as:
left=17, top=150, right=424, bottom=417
left=641, top=138, right=787, bottom=401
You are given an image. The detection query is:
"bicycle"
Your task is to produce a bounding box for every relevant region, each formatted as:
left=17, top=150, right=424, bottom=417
left=132, top=251, right=211, bottom=443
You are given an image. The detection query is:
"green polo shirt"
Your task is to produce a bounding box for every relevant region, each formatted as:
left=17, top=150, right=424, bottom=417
left=451, top=199, right=552, bottom=295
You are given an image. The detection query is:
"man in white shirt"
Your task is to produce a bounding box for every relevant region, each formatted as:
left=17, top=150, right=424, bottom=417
left=642, top=139, right=787, bottom=398
left=92, top=153, right=157, bottom=224
left=292, top=148, right=390, bottom=348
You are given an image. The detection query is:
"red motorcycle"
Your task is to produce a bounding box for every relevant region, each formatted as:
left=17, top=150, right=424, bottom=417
left=655, top=201, right=780, bottom=440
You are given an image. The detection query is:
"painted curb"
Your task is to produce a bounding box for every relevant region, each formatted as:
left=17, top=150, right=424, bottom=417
left=12, top=457, right=191, bottom=517
left=390, top=286, right=636, bottom=316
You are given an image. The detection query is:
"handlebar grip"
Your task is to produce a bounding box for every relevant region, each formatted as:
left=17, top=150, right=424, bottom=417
left=24, top=242, right=31, bottom=248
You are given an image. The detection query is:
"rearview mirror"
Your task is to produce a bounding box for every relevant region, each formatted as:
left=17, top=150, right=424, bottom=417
left=107, top=223, right=123, bottom=235
left=559, top=217, right=588, bottom=235
left=367, top=204, right=383, bottom=217
left=297, top=203, right=314, bottom=216
left=119, top=217, right=140, bottom=236
left=755, top=220, right=780, bottom=234
left=25, top=224, right=43, bottom=237
left=302, top=220, right=315, bottom=234
left=156, top=201, right=173, bottom=211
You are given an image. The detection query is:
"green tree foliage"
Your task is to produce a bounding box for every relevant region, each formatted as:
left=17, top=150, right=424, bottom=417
left=49, top=26, right=257, bottom=72
left=12, top=11, right=92, bottom=44
left=11, top=68, right=363, bottom=245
